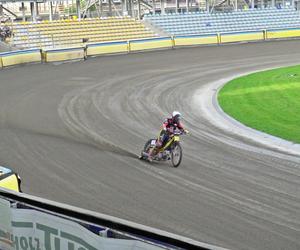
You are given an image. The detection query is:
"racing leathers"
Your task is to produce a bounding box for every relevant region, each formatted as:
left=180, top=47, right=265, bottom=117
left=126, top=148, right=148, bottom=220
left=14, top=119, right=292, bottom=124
left=158, top=118, right=185, bottom=148
left=148, top=117, right=186, bottom=161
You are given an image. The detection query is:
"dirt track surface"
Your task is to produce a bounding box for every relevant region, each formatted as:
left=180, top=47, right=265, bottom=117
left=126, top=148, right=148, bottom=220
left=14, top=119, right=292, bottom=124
left=0, top=40, right=300, bottom=250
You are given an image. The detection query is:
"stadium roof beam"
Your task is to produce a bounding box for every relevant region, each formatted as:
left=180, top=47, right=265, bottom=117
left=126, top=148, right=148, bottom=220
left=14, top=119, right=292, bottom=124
left=0, top=4, right=3, bottom=16
left=161, top=0, right=165, bottom=14
left=175, top=0, right=178, bottom=13
left=152, top=0, right=155, bottom=13
left=76, top=0, right=80, bottom=20
left=30, top=2, right=36, bottom=21
left=122, top=0, right=127, bottom=15
left=21, top=2, right=25, bottom=21
left=137, top=0, right=141, bottom=18
left=49, top=1, right=53, bottom=21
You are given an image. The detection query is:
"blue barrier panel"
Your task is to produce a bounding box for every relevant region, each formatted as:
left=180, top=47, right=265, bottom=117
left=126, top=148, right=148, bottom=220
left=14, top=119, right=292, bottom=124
left=0, top=49, right=40, bottom=57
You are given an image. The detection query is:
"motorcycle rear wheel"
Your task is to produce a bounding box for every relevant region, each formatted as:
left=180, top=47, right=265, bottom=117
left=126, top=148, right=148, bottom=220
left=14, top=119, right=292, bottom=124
left=144, top=139, right=154, bottom=152
left=140, top=139, right=154, bottom=160
left=171, top=142, right=182, bottom=168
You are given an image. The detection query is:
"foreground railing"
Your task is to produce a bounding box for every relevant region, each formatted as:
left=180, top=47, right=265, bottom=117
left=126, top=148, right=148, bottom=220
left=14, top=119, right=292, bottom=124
left=0, top=188, right=227, bottom=250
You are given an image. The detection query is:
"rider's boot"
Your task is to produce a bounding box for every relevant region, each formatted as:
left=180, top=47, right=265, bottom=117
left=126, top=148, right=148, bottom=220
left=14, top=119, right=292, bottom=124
left=147, top=147, right=155, bottom=162
left=147, top=140, right=162, bottom=162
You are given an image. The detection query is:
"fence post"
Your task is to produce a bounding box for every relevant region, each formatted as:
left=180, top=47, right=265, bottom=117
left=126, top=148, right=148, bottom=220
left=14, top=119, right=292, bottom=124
left=171, top=35, right=175, bottom=48
left=39, top=30, right=42, bottom=48
left=127, top=40, right=131, bottom=53
left=52, top=34, right=54, bottom=48
left=217, top=33, right=221, bottom=44
left=263, top=29, right=267, bottom=40
left=84, top=45, right=87, bottom=60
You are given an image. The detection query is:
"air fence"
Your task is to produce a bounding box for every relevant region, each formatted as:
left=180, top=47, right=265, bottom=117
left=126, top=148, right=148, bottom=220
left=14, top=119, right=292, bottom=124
left=0, top=188, right=228, bottom=250
left=0, top=28, right=300, bottom=68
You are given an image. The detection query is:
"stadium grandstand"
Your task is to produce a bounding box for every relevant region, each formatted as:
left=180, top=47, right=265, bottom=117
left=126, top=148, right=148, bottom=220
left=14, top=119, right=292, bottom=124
left=0, top=0, right=300, bottom=49
left=144, top=7, right=300, bottom=36
left=10, top=17, right=156, bottom=49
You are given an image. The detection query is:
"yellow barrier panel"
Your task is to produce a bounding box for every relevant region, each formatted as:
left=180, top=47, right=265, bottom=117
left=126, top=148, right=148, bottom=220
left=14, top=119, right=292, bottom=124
left=0, top=49, right=41, bottom=67
left=0, top=57, right=3, bottom=68
left=0, top=174, right=20, bottom=192
left=266, top=29, right=300, bottom=39
left=174, top=35, right=218, bottom=46
left=86, top=41, right=128, bottom=56
left=44, top=47, right=85, bottom=62
left=129, top=37, right=173, bottom=51
left=220, top=32, right=264, bottom=43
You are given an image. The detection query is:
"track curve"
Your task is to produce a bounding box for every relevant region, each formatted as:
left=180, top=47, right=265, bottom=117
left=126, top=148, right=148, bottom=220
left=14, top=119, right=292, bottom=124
left=0, top=40, right=300, bottom=250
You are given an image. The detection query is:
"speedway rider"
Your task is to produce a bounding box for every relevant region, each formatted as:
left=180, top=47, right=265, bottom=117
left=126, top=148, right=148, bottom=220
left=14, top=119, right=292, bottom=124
left=148, top=111, right=188, bottom=162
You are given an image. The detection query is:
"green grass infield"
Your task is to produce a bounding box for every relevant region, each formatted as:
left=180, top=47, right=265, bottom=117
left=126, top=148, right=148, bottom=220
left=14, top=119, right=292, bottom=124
left=218, top=65, right=300, bottom=144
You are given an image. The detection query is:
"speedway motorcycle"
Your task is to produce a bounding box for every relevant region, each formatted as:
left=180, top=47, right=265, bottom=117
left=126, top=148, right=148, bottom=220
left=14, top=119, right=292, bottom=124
left=140, top=129, right=187, bottom=168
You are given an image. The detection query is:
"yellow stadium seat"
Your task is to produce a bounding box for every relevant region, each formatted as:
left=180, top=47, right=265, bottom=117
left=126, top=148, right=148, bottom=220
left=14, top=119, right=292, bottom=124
left=10, top=17, right=156, bottom=49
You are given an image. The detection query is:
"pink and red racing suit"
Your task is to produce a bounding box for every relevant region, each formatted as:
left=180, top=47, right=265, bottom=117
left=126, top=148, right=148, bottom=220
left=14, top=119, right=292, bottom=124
left=157, top=118, right=185, bottom=148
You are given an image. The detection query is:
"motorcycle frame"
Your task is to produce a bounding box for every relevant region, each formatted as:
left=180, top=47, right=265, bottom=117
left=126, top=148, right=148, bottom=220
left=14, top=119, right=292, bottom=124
left=155, top=129, right=180, bottom=153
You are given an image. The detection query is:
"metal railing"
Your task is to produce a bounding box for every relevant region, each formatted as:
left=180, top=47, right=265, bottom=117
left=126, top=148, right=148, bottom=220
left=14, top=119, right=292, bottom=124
left=0, top=187, right=226, bottom=250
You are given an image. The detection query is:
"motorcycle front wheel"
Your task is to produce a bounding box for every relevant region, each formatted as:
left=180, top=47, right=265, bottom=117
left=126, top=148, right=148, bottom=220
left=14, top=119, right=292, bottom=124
left=171, top=142, right=182, bottom=168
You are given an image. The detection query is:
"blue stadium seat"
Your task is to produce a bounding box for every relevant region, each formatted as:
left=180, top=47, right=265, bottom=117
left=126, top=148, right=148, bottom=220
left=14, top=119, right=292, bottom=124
left=144, top=7, right=300, bottom=36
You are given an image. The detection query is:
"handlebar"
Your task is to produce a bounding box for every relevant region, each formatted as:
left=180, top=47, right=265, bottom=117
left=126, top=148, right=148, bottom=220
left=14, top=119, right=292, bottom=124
left=171, top=129, right=189, bottom=136
left=173, top=131, right=182, bottom=135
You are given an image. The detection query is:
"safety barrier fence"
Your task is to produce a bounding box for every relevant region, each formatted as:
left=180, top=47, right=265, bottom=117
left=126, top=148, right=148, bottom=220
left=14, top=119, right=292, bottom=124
left=1, top=28, right=300, bottom=68
left=0, top=188, right=227, bottom=250
left=86, top=40, right=129, bottom=56
left=0, top=49, right=41, bottom=68
left=266, top=27, right=300, bottom=39
left=174, top=34, right=219, bottom=46
left=43, top=47, right=86, bottom=63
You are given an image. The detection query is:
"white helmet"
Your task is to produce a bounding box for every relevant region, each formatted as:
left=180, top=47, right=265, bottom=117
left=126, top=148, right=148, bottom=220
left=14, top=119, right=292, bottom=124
left=172, top=111, right=181, bottom=123
left=172, top=111, right=181, bottom=118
